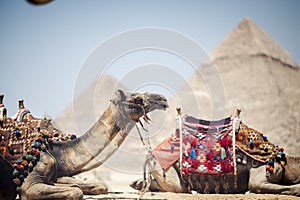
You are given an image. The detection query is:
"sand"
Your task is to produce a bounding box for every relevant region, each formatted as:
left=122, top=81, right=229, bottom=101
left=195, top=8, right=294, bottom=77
left=84, top=192, right=300, bottom=200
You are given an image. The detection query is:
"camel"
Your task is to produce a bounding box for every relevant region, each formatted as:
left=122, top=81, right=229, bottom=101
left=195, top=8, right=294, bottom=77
left=0, top=90, right=168, bottom=200
left=130, top=109, right=300, bottom=196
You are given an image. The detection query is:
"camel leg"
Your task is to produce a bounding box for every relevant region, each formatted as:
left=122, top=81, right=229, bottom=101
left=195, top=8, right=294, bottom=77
left=20, top=151, right=83, bottom=199
left=57, top=176, right=108, bottom=195
left=249, top=164, right=300, bottom=196
left=21, top=182, right=83, bottom=200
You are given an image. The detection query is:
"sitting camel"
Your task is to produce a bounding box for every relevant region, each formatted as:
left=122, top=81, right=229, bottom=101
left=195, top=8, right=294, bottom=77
left=130, top=109, right=300, bottom=196
left=0, top=90, right=168, bottom=200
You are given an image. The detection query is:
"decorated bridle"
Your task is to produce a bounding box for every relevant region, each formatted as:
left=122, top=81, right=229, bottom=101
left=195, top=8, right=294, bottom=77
left=110, top=91, right=153, bottom=148
left=111, top=92, right=156, bottom=199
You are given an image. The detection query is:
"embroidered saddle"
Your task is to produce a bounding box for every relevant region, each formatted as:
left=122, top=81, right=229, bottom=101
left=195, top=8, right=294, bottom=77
left=0, top=108, right=76, bottom=196
left=153, top=113, right=281, bottom=175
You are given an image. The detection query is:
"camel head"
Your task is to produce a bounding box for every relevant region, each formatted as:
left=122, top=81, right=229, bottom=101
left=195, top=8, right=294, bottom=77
left=110, top=89, right=168, bottom=122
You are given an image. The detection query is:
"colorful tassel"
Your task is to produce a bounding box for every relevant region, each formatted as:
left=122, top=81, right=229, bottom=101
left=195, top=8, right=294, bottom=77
left=249, top=140, right=254, bottom=149
left=221, top=147, right=226, bottom=159
left=190, top=147, right=196, bottom=159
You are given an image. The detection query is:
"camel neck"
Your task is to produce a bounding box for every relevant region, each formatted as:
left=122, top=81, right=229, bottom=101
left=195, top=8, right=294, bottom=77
left=53, top=103, right=135, bottom=176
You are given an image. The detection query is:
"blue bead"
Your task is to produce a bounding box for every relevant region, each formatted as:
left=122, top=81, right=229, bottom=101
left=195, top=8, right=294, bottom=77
left=19, top=175, right=24, bottom=181
left=269, top=160, right=274, bottom=167
left=34, top=142, right=41, bottom=148
left=71, top=134, right=77, bottom=140
left=15, top=130, right=21, bottom=137
left=262, top=136, right=268, bottom=141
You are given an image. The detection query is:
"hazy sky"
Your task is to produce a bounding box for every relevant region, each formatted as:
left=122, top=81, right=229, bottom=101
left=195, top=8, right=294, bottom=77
left=0, top=0, right=299, bottom=118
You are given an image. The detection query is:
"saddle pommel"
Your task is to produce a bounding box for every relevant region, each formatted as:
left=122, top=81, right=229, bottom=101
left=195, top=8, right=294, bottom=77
left=236, top=109, right=242, bottom=118
left=176, top=107, right=182, bottom=116
left=18, top=99, right=25, bottom=110
left=0, top=94, right=4, bottom=104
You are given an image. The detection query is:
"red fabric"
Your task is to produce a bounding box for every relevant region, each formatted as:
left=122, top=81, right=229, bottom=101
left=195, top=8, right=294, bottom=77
left=153, top=134, right=180, bottom=170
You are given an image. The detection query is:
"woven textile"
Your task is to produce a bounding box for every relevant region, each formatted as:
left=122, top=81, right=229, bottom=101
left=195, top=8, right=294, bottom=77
left=181, top=115, right=234, bottom=175
left=235, top=123, right=275, bottom=161
left=0, top=110, right=76, bottom=193
left=153, top=113, right=281, bottom=177
left=0, top=114, right=62, bottom=164
left=153, top=114, right=235, bottom=175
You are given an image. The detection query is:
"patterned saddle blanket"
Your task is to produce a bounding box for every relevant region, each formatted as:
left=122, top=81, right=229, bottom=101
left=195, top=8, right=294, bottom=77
left=153, top=114, right=279, bottom=175
left=180, top=115, right=234, bottom=175
left=153, top=114, right=235, bottom=175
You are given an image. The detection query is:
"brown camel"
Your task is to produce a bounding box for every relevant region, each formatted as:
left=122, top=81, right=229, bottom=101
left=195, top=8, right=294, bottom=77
left=0, top=90, right=168, bottom=200
left=130, top=110, right=300, bottom=196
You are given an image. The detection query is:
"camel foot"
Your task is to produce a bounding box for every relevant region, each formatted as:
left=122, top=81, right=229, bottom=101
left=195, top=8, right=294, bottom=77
left=282, top=184, right=300, bottom=196
left=21, top=182, right=83, bottom=200
left=130, top=179, right=145, bottom=191
left=130, top=178, right=164, bottom=192
left=57, top=176, right=108, bottom=195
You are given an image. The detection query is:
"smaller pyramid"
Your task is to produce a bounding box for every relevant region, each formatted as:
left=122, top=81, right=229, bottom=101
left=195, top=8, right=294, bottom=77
left=54, top=75, right=126, bottom=134
left=211, top=18, right=298, bottom=69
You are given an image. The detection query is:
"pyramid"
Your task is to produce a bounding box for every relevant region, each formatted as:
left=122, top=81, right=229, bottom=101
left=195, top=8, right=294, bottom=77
left=211, top=18, right=298, bottom=69
left=54, top=75, right=127, bottom=134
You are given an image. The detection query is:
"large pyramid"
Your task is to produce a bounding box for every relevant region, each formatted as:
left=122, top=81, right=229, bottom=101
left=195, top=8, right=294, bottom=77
left=211, top=18, right=298, bottom=69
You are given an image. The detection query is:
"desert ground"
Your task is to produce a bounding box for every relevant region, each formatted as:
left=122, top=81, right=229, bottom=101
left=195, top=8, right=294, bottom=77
left=84, top=192, right=300, bottom=200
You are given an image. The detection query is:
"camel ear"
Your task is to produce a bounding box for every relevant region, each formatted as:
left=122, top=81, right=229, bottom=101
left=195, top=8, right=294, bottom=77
left=111, top=89, right=126, bottom=104
left=117, top=89, right=126, bottom=101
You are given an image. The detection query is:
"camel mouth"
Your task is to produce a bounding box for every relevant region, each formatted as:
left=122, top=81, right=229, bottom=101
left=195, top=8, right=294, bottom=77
left=144, top=97, right=169, bottom=113
left=159, top=96, right=169, bottom=109
left=161, top=103, right=169, bottom=110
